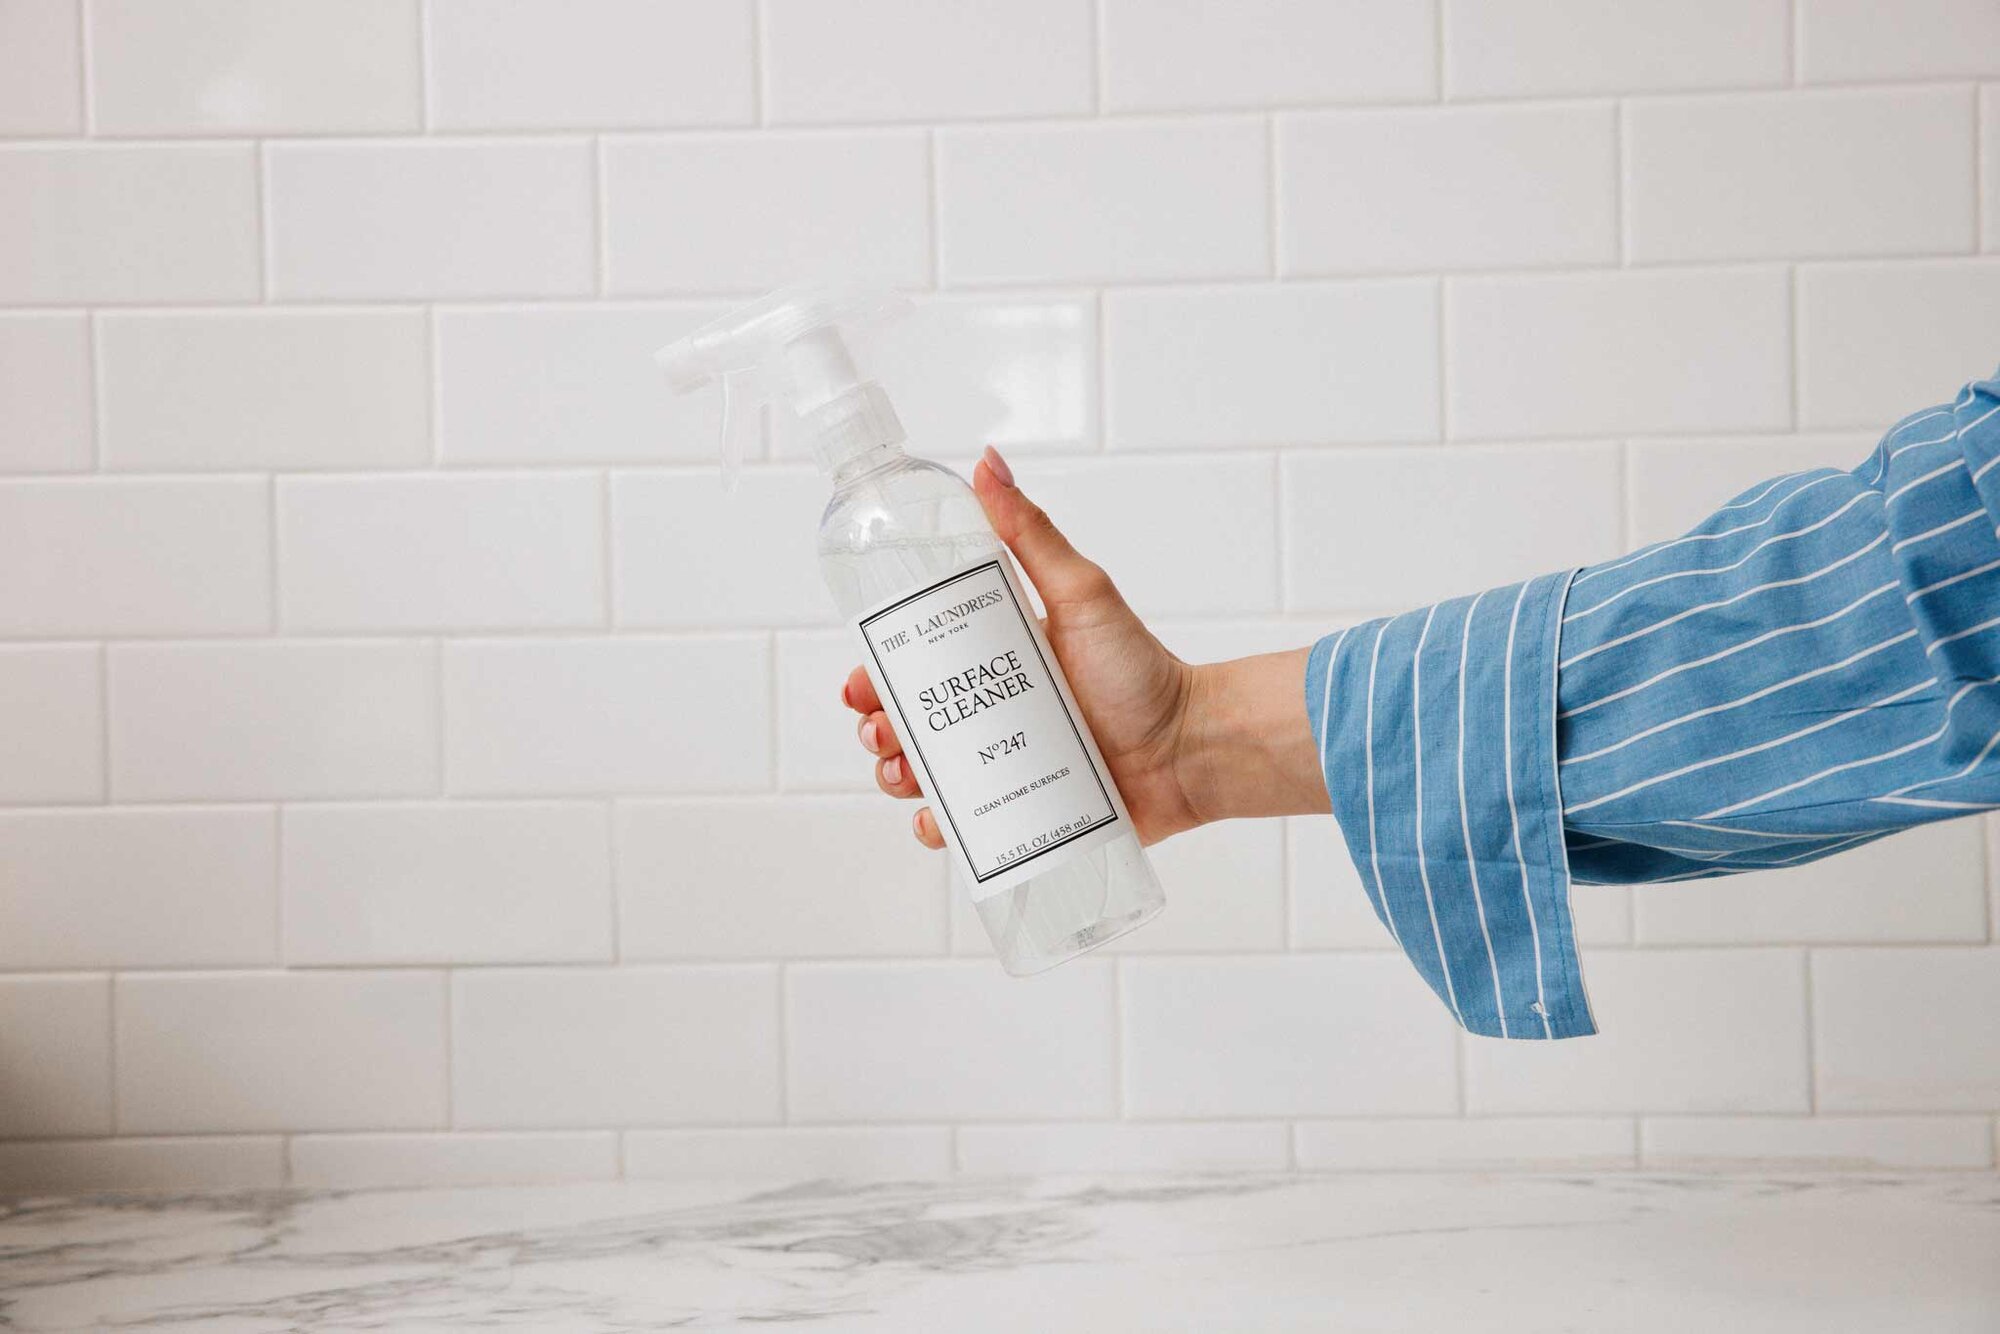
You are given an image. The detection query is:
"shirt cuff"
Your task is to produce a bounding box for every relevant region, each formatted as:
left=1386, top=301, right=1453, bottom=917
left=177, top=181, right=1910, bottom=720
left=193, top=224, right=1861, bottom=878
left=1302, top=572, right=1597, bottom=1040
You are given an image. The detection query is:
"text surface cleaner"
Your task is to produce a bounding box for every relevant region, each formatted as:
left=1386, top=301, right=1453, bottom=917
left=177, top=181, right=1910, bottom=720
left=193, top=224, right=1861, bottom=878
left=657, top=284, right=1164, bottom=974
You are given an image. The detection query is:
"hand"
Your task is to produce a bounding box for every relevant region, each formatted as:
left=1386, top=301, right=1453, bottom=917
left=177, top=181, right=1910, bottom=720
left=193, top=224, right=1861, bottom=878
left=840, top=446, right=1330, bottom=851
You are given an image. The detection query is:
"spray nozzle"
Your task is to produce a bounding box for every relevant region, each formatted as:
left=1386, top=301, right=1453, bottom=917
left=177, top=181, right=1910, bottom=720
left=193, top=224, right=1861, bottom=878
left=655, top=282, right=911, bottom=489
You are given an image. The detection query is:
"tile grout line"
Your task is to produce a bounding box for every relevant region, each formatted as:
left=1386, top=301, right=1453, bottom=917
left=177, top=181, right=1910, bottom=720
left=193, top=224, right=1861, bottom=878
left=1089, top=0, right=1106, bottom=114
left=417, top=0, right=435, bottom=132
left=1264, top=113, right=1279, bottom=279
left=750, top=0, right=767, bottom=126
left=1614, top=99, right=1628, bottom=266
left=1802, top=949, right=1819, bottom=1114
left=85, top=309, right=103, bottom=472
left=591, top=137, right=610, bottom=297
left=1788, top=0, right=1802, bottom=87
left=75, top=0, right=93, bottom=136
left=925, top=131, right=941, bottom=291
left=104, top=971, right=118, bottom=1136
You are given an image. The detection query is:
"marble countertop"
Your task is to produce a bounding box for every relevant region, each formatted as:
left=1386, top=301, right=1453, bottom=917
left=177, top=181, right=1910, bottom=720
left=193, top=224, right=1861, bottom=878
left=1, top=1172, right=1995, bottom=1331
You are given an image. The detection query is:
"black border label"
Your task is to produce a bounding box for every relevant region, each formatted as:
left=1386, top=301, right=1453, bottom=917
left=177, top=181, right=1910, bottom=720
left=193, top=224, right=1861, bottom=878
left=858, top=559, right=1120, bottom=884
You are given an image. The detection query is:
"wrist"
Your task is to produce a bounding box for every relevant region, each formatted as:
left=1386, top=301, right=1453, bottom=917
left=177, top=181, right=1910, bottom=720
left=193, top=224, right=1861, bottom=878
left=1175, top=648, right=1330, bottom=827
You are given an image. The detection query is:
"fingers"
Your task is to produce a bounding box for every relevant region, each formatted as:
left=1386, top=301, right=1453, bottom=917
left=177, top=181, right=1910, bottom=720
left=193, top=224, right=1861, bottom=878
left=913, top=806, right=945, bottom=850
left=970, top=446, right=1119, bottom=610
left=840, top=664, right=881, bottom=716
left=857, top=709, right=923, bottom=799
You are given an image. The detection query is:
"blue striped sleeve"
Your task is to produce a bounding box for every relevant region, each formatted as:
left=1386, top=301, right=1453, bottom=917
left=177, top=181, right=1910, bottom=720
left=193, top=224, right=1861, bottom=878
left=1558, top=369, right=2000, bottom=880
left=1304, top=573, right=1597, bottom=1040
left=1303, top=366, right=1998, bottom=1042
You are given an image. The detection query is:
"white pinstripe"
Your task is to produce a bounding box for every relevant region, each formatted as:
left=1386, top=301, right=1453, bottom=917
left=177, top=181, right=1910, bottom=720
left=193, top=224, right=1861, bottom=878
left=1454, top=590, right=1509, bottom=1037
left=1571, top=676, right=1935, bottom=816
left=1409, top=604, right=1466, bottom=1028
left=1564, top=490, right=1877, bottom=624
left=1558, top=581, right=1898, bottom=720
left=1361, top=620, right=1404, bottom=950
left=1560, top=532, right=1888, bottom=671
left=1563, top=629, right=1918, bottom=768
left=1501, top=579, right=1553, bottom=1039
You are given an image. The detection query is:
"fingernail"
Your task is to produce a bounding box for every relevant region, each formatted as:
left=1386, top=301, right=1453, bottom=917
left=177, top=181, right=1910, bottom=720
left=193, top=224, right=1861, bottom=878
left=860, top=719, right=879, bottom=752
left=982, top=445, right=1015, bottom=488
left=883, top=756, right=904, bottom=785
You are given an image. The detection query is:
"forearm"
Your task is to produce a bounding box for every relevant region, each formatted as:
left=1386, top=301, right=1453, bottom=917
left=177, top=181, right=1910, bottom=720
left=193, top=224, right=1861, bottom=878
left=1177, top=647, right=1331, bottom=824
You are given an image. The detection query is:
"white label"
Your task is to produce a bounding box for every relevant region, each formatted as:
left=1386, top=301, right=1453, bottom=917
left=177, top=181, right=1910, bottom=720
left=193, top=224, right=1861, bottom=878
left=853, top=555, right=1127, bottom=901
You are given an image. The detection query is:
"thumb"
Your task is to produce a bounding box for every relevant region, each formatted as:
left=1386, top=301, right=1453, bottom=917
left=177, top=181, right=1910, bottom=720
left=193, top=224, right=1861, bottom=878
left=971, top=446, right=1116, bottom=610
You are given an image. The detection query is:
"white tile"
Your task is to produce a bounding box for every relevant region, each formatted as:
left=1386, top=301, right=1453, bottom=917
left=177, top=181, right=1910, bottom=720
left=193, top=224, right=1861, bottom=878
left=283, top=802, right=612, bottom=965
left=443, top=637, right=769, bottom=797
left=1295, top=1117, right=1638, bottom=1171
left=0, top=313, right=90, bottom=473
left=1642, top=1116, right=1994, bottom=1171
left=1570, top=887, right=1635, bottom=948
left=100, top=310, right=430, bottom=472
left=764, top=0, right=1091, bottom=123
left=438, top=304, right=730, bottom=466
left=289, top=1133, right=619, bottom=1188
left=602, top=132, right=929, bottom=295
left=1626, top=88, right=1976, bottom=264
left=0, top=478, right=269, bottom=636
left=611, top=469, right=830, bottom=627
left=453, top=966, right=781, bottom=1127
left=787, top=960, right=1116, bottom=1121
left=1108, top=819, right=1285, bottom=953
left=267, top=142, right=594, bottom=299
left=1627, top=435, right=1877, bottom=545
left=1448, top=269, right=1793, bottom=439
left=957, top=1122, right=1289, bottom=1175
left=1813, top=947, right=2000, bottom=1110
left=1986, top=88, right=1999, bottom=253
left=427, top=0, right=752, bottom=130
left=776, top=293, right=1100, bottom=458
left=937, top=120, right=1268, bottom=285
left=279, top=474, right=604, bottom=633
left=0, top=808, right=276, bottom=969
left=777, top=629, right=873, bottom=793
left=1635, top=820, right=1989, bottom=946
left=0, top=975, right=110, bottom=1136
left=1799, top=261, right=2000, bottom=430
left=0, top=0, right=81, bottom=135
left=0, top=145, right=257, bottom=303
left=1123, top=956, right=1460, bottom=1116
left=89, top=0, right=419, bottom=134
left=1014, top=455, right=1279, bottom=618
left=0, top=645, right=101, bottom=804
left=116, top=971, right=446, bottom=1134
left=0, top=1137, right=284, bottom=1193
left=617, top=798, right=947, bottom=959
left=1103, top=0, right=1434, bottom=110
left=111, top=642, right=437, bottom=802
left=625, top=1127, right=954, bottom=1180
left=1283, top=444, right=1623, bottom=609
left=1280, top=105, right=1617, bottom=275
left=1464, top=949, right=1810, bottom=1113
left=1444, top=0, right=1789, bottom=99
left=1287, top=815, right=1395, bottom=949
left=1799, top=0, right=2000, bottom=82
left=1104, top=283, right=1438, bottom=449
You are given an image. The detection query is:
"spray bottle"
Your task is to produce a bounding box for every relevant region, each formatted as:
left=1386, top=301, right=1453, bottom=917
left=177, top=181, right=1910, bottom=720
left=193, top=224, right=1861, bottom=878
left=657, top=284, right=1165, bottom=974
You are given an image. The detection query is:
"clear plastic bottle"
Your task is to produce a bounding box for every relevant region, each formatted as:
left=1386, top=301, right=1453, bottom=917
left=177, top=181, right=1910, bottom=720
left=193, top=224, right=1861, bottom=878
left=659, top=285, right=1164, bottom=974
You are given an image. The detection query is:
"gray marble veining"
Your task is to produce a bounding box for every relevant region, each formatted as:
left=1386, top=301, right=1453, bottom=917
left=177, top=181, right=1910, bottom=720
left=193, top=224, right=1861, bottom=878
left=1, top=1172, right=1995, bottom=1331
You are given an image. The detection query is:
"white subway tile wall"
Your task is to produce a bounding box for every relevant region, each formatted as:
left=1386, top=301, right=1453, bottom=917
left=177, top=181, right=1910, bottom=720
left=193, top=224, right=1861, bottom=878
left=0, top=2, right=1992, bottom=1189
